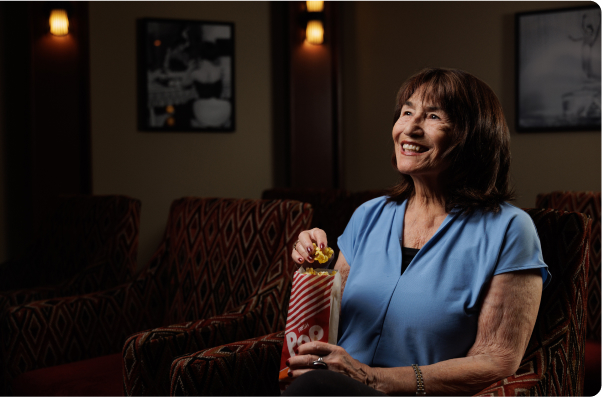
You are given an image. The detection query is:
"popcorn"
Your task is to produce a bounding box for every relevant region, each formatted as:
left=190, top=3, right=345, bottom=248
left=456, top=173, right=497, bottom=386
left=312, top=243, right=334, bottom=264
left=299, top=267, right=337, bottom=276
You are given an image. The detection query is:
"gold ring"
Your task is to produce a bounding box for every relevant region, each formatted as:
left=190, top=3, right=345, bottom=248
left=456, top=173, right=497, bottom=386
left=293, top=240, right=300, bottom=251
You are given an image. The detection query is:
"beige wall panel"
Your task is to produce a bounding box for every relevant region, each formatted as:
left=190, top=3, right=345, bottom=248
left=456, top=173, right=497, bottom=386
left=90, top=2, right=272, bottom=267
left=342, top=1, right=600, bottom=208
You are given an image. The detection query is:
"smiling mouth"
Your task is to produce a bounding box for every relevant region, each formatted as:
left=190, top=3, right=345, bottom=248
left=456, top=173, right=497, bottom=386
left=402, top=143, right=428, bottom=153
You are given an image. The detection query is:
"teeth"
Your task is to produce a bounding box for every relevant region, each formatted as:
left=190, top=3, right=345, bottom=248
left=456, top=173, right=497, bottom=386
left=402, top=143, right=424, bottom=153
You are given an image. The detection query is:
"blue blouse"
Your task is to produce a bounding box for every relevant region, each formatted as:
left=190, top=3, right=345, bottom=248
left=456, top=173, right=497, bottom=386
left=337, top=197, right=549, bottom=368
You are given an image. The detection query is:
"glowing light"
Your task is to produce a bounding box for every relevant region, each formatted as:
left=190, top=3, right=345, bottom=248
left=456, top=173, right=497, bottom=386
left=154, top=39, right=162, bottom=47
left=306, top=1, right=324, bottom=12
left=49, top=9, right=69, bottom=36
left=305, top=20, right=324, bottom=45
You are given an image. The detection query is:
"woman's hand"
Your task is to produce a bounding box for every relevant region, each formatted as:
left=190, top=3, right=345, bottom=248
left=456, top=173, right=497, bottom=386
left=292, top=228, right=333, bottom=267
left=287, top=341, right=376, bottom=386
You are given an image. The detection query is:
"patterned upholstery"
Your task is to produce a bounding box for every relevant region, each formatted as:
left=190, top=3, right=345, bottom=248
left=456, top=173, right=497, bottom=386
left=170, top=331, right=284, bottom=396
left=0, top=195, right=142, bottom=395
left=261, top=188, right=385, bottom=243
left=1, top=198, right=311, bottom=396
left=168, top=208, right=591, bottom=397
left=122, top=198, right=312, bottom=396
left=536, top=191, right=600, bottom=340
left=0, top=195, right=140, bottom=293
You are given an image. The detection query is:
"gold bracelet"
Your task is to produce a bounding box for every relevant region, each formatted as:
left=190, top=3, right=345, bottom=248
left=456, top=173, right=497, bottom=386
left=411, top=364, right=426, bottom=395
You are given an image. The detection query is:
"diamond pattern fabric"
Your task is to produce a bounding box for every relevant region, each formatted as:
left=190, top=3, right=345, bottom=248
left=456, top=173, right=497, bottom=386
left=536, top=191, right=600, bottom=340
left=0, top=195, right=142, bottom=394
left=168, top=208, right=590, bottom=397
left=122, top=198, right=312, bottom=396
left=170, top=331, right=284, bottom=396
left=2, top=198, right=311, bottom=396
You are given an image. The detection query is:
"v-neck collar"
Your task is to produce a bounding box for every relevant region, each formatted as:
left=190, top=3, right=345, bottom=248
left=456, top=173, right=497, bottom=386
left=395, top=199, right=460, bottom=272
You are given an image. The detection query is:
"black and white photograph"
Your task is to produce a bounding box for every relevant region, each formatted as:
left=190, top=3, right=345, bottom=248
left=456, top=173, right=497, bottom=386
left=138, top=18, right=234, bottom=132
left=516, top=6, right=601, bottom=131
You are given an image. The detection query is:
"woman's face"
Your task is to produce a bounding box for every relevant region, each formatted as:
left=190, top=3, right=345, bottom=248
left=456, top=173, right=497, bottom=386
left=392, top=88, right=453, bottom=181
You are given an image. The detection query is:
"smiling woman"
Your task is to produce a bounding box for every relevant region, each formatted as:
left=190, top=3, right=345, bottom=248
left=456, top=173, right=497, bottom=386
left=286, top=68, right=549, bottom=396
left=388, top=68, right=514, bottom=214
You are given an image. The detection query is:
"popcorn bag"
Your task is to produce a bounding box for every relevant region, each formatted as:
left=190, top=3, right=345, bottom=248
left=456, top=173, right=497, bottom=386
left=278, top=265, right=342, bottom=388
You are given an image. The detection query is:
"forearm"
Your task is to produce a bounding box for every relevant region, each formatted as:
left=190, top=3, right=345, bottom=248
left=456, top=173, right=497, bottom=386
left=369, top=354, right=515, bottom=396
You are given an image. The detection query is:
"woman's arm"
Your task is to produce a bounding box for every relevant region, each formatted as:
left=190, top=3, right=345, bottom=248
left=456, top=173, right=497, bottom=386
left=368, top=269, right=542, bottom=395
left=289, top=269, right=542, bottom=396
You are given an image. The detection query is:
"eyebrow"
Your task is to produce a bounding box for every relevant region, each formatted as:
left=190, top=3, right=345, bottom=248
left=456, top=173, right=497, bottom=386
left=403, top=101, right=442, bottom=111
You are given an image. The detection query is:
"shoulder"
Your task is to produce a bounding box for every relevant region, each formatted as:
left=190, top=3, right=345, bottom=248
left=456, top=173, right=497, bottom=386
left=497, top=203, right=537, bottom=232
left=462, top=202, right=534, bottom=228
left=352, top=196, right=398, bottom=221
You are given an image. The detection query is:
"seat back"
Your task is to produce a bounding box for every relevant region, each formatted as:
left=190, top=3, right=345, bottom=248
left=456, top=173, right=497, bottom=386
left=261, top=188, right=385, bottom=243
left=1, top=195, right=140, bottom=291
left=158, top=198, right=313, bottom=326
left=479, top=208, right=590, bottom=396
left=536, top=191, right=600, bottom=341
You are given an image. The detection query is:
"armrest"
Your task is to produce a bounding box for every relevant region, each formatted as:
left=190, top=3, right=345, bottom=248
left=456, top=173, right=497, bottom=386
left=169, top=331, right=284, bottom=396
left=0, top=287, right=60, bottom=313
left=123, top=265, right=293, bottom=396
left=123, top=310, right=260, bottom=396
left=474, top=353, right=546, bottom=396
left=0, top=260, right=118, bottom=311
left=0, top=277, right=164, bottom=395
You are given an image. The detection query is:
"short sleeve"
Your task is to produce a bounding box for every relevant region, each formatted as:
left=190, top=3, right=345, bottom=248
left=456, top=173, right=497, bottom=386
left=337, top=205, right=366, bottom=266
left=495, top=210, right=551, bottom=288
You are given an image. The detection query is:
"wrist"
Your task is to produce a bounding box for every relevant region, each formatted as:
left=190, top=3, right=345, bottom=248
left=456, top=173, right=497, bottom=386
left=364, top=365, right=383, bottom=393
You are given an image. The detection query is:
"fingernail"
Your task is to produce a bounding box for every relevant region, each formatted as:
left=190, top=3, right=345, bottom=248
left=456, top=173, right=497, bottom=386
left=298, top=258, right=304, bottom=263
left=286, top=360, right=290, bottom=366
left=320, top=243, right=324, bottom=249
left=308, top=256, right=313, bottom=261
left=288, top=371, right=293, bottom=377
left=307, top=247, right=312, bottom=253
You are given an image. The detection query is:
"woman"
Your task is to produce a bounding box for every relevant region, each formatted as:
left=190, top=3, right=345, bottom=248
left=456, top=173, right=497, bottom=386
left=286, top=68, right=550, bottom=396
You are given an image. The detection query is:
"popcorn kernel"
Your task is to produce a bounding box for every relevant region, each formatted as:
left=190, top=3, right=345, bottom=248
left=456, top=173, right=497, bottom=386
left=312, top=243, right=334, bottom=264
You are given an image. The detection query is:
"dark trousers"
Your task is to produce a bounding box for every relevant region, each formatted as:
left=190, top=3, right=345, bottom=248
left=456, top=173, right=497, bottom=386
left=282, top=370, right=386, bottom=396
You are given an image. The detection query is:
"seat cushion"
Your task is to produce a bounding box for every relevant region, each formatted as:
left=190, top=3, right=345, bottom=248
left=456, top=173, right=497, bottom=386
left=12, top=353, right=122, bottom=396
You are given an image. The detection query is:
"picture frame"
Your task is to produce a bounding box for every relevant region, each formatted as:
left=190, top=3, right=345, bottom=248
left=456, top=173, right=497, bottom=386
left=137, top=18, right=235, bottom=132
left=515, top=5, right=601, bottom=132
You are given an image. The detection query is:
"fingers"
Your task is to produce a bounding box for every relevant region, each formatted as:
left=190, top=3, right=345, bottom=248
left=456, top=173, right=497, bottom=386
left=298, top=341, right=336, bottom=357
left=287, top=350, right=331, bottom=379
left=309, top=228, right=329, bottom=252
left=292, top=228, right=330, bottom=266
left=288, top=353, right=323, bottom=369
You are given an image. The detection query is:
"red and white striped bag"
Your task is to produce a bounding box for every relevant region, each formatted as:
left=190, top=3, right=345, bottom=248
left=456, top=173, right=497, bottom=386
left=278, top=267, right=342, bottom=387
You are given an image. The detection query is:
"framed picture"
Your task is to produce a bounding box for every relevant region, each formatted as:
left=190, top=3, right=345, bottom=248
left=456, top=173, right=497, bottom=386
left=516, top=6, right=601, bottom=132
left=137, top=18, right=235, bottom=132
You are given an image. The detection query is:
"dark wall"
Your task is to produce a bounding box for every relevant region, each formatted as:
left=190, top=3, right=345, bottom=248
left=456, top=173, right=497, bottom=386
left=1, top=2, right=33, bottom=257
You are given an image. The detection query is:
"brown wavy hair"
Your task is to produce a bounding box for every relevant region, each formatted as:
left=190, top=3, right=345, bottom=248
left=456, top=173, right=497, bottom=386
left=386, top=68, right=515, bottom=213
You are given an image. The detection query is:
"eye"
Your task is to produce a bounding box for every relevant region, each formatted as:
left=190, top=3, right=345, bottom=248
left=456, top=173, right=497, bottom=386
left=428, top=113, right=440, bottom=120
left=403, top=111, right=412, bottom=116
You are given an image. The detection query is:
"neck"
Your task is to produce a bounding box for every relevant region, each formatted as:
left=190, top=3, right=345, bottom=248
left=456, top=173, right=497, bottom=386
left=410, top=177, right=447, bottom=215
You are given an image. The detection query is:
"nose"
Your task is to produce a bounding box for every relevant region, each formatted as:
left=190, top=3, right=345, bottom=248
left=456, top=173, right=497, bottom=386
left=403, top=114, right=425, bottom=137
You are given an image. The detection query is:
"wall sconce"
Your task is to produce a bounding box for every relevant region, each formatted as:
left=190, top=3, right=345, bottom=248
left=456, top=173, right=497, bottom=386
left=305, top=1, right=324, bottom=45
left=49, top=8, right=69, bottom=36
